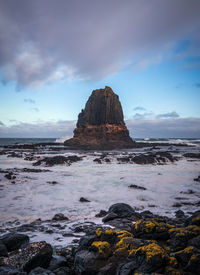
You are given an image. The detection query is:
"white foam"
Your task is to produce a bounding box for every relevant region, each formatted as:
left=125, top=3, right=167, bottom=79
left=55, top=135, right=72, bottom=143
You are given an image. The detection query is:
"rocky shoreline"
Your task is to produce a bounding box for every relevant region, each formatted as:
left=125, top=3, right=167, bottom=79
left=0, top=203, right=200, bottom=274
left=0, top=141, right=200, bottom=274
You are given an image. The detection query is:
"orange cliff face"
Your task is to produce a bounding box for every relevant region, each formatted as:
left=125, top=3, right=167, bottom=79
left=64, top=87, right=135, bottom=149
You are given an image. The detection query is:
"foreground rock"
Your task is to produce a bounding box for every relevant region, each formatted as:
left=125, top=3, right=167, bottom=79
left=0, top=233, right=29, bottom=252
left=33, top=155, right=82, bottom=167
left=74, top=205, right=200, bottom=274
left=64, top=86, right=135, bottom=149
left=0, top=241, right=52, bottom=273
left=0, top=204, right=199, bottom=274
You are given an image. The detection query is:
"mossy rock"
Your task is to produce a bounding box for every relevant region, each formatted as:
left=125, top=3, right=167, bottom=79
left=175, top=246, right=198, bottom=267
left=91, top=241, right=111, bottom=258
left=133, top=219, right=174, bottom=240
left=169, top=225, right=200, bottom=252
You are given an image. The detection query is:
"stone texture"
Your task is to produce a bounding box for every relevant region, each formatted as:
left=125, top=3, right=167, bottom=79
left=64, top=87, right=135, bottom=149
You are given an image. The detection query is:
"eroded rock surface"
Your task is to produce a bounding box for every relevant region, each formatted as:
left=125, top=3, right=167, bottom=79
left=64, top=87, right=135, bottom=149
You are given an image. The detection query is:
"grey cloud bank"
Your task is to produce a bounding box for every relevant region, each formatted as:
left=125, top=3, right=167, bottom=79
left=0, top=0, right=200, bottom=87
left=0, top=118, right=199, bottom=138
left=156, top=111, right=180, bottom=119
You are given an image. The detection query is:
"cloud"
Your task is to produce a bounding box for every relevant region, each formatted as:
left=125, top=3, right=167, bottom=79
left=30, top=107, right=39, bottom=112
left=126, top=117, right=200, bottom=138
left=133, top=106, right=146, bottom=111
left=24, top=98, right=35, bottom=104
left=133, top=112, right=154, bottom=119
left=0, top=0, right=200, bottom=87
left=0, top=120, right=76, bottom=138
left=156, top=111, right=180, bottom=119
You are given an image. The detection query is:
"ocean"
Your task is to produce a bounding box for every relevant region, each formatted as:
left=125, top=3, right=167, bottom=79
left=0, top=137, right=200, bottom=146
left=0, top=137, right=199, bottom=247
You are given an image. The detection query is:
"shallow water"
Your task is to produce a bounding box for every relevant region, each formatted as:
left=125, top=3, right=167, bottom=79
left=0, top=144, right=199, bottom=247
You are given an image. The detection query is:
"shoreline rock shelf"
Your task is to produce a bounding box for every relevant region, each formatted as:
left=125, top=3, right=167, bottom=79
left=0, top=203, right=199, bottom=274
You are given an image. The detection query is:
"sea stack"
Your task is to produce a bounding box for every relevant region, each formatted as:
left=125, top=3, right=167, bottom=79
left=64, top=86, right=135, bottom=149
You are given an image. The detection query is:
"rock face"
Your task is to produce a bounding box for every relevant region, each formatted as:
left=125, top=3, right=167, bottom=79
left=64, top=86, right=135, bottom=149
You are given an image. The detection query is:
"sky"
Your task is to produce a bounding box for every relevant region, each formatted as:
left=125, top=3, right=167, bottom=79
left=0, top=0, right=200, bottom=138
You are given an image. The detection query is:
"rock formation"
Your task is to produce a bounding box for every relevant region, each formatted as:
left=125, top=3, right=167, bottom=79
left=64, top=86, right=135, bottom=149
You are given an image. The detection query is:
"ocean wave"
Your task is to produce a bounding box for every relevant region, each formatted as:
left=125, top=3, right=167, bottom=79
left=55, top=136, right=72, bottom=143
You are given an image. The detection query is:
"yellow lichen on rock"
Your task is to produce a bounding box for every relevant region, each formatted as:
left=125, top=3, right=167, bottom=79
left=176, top=246, right=195, bottom=255
left=134, top=219, right=156, bottom=232
left=191, top=216, right=200, bottom=222
left=187, top=253, right=198, bottom=267
left=169, top=256, right=178, bottom=268
left=105, top=228, right=115, bottom=235
left=117, top=230, right=133, bottom=239
left=136, top=242, right=168, bottom=262
left=96, top=228, right=103, bottom=237
left=134, top=219, right=175, bottom=234
left=169, top=225, right=200, bottom=238
left=91, top=241, right=111, bottom=257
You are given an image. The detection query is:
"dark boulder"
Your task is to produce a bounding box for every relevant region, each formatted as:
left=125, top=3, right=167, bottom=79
left=0, top=240, right=8, bottom=257
left=33, top=155, right=82, bottom=167
left=48, top=256, right=67, bottom=271
left=95, top=210, right=107, bottom=218
left=0, top=241, right=53, bottom=273
left=29, top=267, right=54, bottom=274
left=4, top=172, right=16, bottom=180
left=0, top=233, right=29, bottom=252
left=102, top=203, right=136, bottom=222
left=0, top=266, right=26, bottom=275
left=128, top=184, right=146, bottom=190
left=79, top=197, right=90, bottom=203
left=75, top=250, right=108, bottom=274
left=52, top=213, right=69, bottom=221
left=183, top=153, right=200, bottom=158
left=194, top=175, right=200, bottom=182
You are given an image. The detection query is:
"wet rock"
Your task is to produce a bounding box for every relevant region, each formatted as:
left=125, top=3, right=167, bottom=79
left=116, top=260, right=138, bottom=275
left=74, top=226, right=175, bottom=275
left=169, top=225, right=200, bottom=252
left=53, top=266, right=73, bottom=275
left=0, top=240, right=8, bottom=257
left=183, top=153, right=200, bottom=158
left=52, top=213, right=69, bottom=221
left=21, top=168, right=50, bottom=173
left=95, top=210, right=107, bottom=218
left=4, top=172, right=16, bottom=180
left=102, top=203, right=137, bottom=223
left=33, top=155, right=82, bottom=167
left=175, top=210, right=185, bottom=219
left=180, top=189, right=195, bottom=194
left=0, top=233, right=29, bottom=252
left=128, top=184, right=146, bottom=190
left=186, top=211, right=200, bottom=226
left=0, top=241, right=52, bottom=273
left=48, top=256, right=67, bottom=271
left=117, top=156, right=131, bottom=163
left=47, top=181, right=58, bottom=185
left=188, top=235, right=200, bottom=249
left=29, top=267, right=54, bottom=274
left=79, top=197, right=90, bottom=203
left=194, top=175, right=200, bottom=182
left=93, top=158, right=102, bottom=164
left=133, top=218, right=173, bottom=241
left=0, top=266, right=26, bottom=274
